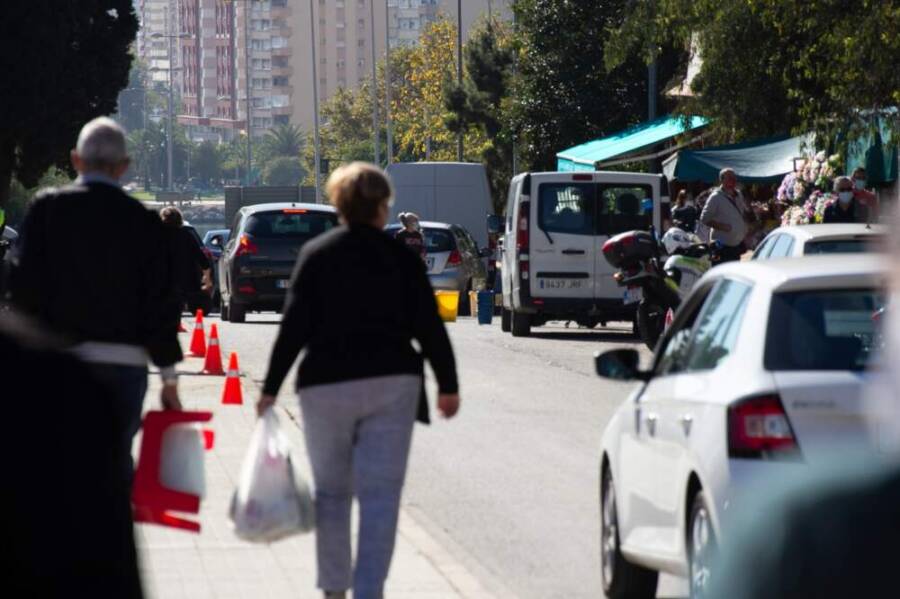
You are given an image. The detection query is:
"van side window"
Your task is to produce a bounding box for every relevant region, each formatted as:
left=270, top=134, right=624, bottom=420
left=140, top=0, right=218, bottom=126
left=597, top=184, right=653, bottom=236
left=505, top=180, right=517, bottom=233
left=537, top=183, right=595, bottom=235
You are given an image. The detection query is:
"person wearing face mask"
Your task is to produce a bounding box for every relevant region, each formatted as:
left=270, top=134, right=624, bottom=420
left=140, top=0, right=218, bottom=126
left=851, top=167, right=879, bottom=221
left=823, top=176, right=863, bottom=224
left=700, top=167, right=750, bottom=263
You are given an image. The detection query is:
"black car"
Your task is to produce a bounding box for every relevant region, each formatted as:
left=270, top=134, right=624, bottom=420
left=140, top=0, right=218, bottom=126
left=218, top=203, right=339, bottom=322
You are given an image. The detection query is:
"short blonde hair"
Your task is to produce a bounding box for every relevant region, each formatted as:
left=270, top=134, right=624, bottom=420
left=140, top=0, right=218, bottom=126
left=326, top=162, right=393, bottom=225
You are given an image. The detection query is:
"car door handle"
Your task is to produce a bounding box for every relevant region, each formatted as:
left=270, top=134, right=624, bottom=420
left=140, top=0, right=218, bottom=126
left=679, top=414, right=693, bottom=435
left=644, top=413, right=659, bottom=436
left=562, top=249, right=586, bottom=255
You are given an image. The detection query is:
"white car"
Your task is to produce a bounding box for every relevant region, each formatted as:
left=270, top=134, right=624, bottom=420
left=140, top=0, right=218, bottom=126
left=752, top=223, right=885, bottom=259
left=594, top=255, right=888, bottom=599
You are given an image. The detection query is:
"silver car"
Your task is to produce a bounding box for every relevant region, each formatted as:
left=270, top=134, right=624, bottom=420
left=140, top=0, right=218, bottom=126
left=386, top=221, right=489, bottom=315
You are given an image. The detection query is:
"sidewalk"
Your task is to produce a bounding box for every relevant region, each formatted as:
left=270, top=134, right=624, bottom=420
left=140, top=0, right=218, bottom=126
left=138, top=355, right=491, bottom=599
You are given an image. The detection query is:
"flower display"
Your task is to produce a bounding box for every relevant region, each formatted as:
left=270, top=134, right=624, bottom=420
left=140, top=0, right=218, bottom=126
left=778, top=151, right=841, bottom=226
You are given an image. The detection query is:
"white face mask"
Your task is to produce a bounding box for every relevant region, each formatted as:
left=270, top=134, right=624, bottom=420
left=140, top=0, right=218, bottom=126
left=838, top=191, right=854, bottom=205
left=855, top=179, right=867, bottom=190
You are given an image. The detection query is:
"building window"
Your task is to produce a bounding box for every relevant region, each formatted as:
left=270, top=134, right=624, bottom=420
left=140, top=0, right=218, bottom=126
left=273, top=76, right=289, bottom=87
left=274, top=115, right=290, bottom=125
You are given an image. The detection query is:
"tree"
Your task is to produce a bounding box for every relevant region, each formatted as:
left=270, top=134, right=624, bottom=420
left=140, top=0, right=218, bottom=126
left=0, top=1, right=138, bottom=207
left=257, top=123, right=304, bottom=166
left=606, top=0, right=900, bottom=144
left=509, top=0, right=682, bottom=171
left=445, top=17, right=516, bottom=212
left=192, top=141, right=223, bottom=186
left=263, top=156, right=306, bottom=187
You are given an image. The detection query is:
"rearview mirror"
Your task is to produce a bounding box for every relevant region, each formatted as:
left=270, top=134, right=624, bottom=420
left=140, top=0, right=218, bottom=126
left=594, top=349, right=650, bottom=382
left=486, top=214, right=503, bottom=235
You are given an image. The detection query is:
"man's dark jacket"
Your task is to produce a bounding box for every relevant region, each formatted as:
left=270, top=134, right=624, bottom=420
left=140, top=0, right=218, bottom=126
left=10, top=181, right=182, bottom=367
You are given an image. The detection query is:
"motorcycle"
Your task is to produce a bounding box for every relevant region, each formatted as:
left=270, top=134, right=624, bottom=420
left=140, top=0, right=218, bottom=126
left=602, top=227, right=717, bottom=349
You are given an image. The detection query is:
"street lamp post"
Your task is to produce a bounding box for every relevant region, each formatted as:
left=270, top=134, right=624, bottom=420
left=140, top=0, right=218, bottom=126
left=369, top=0, right=380, bottom=166
left=244, top=0, right=252, bottom=186
left=456, top=0, right=463, bottom=162
left=309, top=0, right=322, bottom=200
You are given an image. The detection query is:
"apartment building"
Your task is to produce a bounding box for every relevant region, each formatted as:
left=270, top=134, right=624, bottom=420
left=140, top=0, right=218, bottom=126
left=290, top=0, right=505, bottom=131
left=137, top=0, right=178, bottom=85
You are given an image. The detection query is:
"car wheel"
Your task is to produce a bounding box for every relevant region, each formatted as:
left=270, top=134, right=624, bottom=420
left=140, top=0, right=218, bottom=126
left=688, top=490, right=717, bottom=599
left=511, top=310, right=531, bottom=337
left=601, top=467, right=658, bottom=599
left=501, top=307, right=511, bottom=332
left=229, top=301, right=246, bottom=324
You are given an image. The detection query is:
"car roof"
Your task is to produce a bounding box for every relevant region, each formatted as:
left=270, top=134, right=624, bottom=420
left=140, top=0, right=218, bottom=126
left=766, top=223, right=886, bottom=241
left=240, top=202, right=336, bottom=214
left=703, top=254, right=889, bottom=293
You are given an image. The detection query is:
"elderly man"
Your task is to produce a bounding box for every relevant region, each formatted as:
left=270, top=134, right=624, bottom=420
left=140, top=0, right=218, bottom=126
left=11, top=117, right=182, bottom=471
left=700, top=168, right=749, bottom=263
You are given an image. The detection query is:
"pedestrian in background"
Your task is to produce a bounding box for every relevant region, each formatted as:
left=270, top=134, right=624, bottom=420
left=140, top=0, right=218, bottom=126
left=671, top=189, right=698, bottom=232
left=700, top=168, right=750, bottom=262
left=10, top=117, right=183, bottom=473
left=394, top=211, right=427, bottom=259
left=159, top=206, right=213, bottom=315
left=257, top=162, right=460, bottom=599
left=851, top=166, right=879, bottom=221
left=823, top=176, right=863, bottom=224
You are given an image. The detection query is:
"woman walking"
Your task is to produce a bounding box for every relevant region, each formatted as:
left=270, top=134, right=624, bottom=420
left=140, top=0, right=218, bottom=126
left=257, top=162, right=460, bottom=599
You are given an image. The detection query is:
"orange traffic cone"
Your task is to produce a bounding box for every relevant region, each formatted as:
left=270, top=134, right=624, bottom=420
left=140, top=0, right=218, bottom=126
left=203, top=324, right=225, bottom=375
left=189, top=309, right=206, bottom=357
left=221, top=352, right=243, bottom=405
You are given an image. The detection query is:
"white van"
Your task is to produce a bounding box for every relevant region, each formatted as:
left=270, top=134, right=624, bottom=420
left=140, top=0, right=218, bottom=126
left=500, top=171, right=669, bottom=336
left=385, top=162, right=493, bottom=251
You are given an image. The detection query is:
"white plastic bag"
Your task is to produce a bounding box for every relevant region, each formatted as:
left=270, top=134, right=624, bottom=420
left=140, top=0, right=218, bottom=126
left=229, top=410, right=315, bottom=542
left=160, top=424, right=206, bottom=498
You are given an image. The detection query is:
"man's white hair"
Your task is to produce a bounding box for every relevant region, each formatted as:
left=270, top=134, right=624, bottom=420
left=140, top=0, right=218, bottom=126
left=76, top=117, right=128, bottom=168
left=719, top=167, right=736, bottom=183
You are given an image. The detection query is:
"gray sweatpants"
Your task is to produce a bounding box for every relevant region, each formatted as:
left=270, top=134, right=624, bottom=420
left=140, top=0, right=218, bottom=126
left=298, top=374, right=421, bottom=599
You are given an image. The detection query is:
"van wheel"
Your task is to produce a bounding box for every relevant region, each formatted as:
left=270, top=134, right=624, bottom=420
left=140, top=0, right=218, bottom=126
left=229, top=301, right=246, bottom=324
left=601, top=468, right=658, bottom=599
left=511, top=310, right=531, bottom=337
left=501, top=307, right=512, bottom=332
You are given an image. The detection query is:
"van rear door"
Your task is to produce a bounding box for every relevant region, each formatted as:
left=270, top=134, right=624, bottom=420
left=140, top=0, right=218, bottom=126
left=529, top=177, right=596, bottom=301
left=594, top=180, right=657, bottom=301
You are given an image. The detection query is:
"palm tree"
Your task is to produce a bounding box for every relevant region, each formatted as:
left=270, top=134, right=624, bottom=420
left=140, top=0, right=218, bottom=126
left=257, top=123, right=304, bottom=166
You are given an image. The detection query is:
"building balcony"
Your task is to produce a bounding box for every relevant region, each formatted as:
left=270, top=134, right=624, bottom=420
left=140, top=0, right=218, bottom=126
left=272, top=66, right=294, bottom=78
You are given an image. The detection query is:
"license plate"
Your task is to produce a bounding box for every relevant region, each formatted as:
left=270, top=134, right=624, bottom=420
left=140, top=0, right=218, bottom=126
left=623, top=287, right=643, bottom=304
left=539, top=278, right=583, bottom=290
left=276, top=279, right=290, bottom=289
left=426, top=256, right=435, bottom=271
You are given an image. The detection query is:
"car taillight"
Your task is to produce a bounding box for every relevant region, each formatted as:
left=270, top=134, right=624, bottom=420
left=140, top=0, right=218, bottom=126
left=516, top=202, right=530, bottom=252
left=728, top=394, right=800, bottom=460
left=235, top=234, right=258, bottom=257
left=447, top=249, right=462, bottom=266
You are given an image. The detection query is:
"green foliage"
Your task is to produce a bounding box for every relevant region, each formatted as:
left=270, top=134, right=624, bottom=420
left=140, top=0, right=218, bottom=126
left=125, top=118, right=191, bottom=188
left=445, top=18, right=516, bottom=212
left=5, top=168, right=73, bottom=227
left=606, top=0, right=900, bottom=144
left=509, top=0, right=681, bottom=171
left=257, top=123, right=305, bottom=166
left=263, top=156, right=307, bottom=187
left=0, top=1, right=138, bottom=205
left=191, top=141, right=223, bottom=185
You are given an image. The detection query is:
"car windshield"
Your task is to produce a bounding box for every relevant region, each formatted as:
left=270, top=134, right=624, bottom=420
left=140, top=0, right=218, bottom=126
left=765, top=288, right=887, bottom=371
left=804, top=238, right=883, bottom=255
left=245, top=210, right=337, bottom=239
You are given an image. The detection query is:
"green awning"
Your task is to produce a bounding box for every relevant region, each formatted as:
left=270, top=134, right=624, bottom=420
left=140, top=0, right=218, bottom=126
left=556, top=115, right=709, bottom=172
left=662, top=135, right=809, bottom=184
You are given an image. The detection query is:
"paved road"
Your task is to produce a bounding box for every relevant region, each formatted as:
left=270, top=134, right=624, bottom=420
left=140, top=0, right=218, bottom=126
left=215, top=313, right=685, bottom=598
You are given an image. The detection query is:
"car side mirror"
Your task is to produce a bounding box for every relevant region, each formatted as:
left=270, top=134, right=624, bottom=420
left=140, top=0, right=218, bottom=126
left=486, top=214, right=503, bottom=235
left=594, top=349, right=650, bottom=382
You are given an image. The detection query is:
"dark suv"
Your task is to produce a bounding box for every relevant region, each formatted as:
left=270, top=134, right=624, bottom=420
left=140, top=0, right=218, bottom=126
left=218, top=203, right=338, bottom=322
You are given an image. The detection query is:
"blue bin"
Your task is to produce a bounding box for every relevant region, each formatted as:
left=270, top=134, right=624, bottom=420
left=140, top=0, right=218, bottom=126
left=477, top=290, right=494, bottom=325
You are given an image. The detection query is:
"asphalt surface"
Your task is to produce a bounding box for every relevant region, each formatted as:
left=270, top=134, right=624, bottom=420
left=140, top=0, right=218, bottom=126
left=213, top=312, right=685, bottom=598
